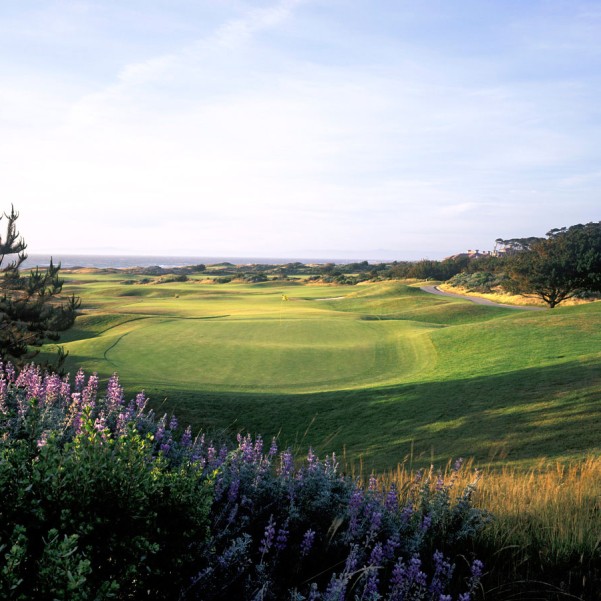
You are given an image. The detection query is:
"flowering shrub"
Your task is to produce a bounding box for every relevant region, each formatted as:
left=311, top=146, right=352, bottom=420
left=0, top=363, right=486, bottom=600
left=0, top=364, right=212, bottom=599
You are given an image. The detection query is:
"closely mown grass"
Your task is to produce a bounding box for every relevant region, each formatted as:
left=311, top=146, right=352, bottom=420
left=382, top=458, right=601, bottom=600
left=39, top=276, right=601, bottom=471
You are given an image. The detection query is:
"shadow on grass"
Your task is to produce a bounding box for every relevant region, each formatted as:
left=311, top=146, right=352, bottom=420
left=61, top=351, right=601, bottom=471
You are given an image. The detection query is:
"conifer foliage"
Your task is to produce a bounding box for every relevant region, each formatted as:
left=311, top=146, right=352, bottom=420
left=0, top=206, right=80, bottom=366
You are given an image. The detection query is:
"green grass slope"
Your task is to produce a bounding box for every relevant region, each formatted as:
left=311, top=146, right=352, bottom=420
left=43, top=277, right=601, bottom=471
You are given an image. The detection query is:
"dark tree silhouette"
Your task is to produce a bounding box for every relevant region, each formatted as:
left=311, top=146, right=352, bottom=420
left=504, top=222, right=601, bottom=308
left=0, top=206, right=80, bottom=366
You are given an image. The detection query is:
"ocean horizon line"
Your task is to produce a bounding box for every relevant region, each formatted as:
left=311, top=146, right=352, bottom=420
left=21, top=253, right=380, bottom=270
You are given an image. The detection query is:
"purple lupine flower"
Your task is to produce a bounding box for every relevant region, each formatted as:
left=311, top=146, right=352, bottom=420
left=106, top=373, right=123, bottom=409
left=301, top=529, right=316, bottom=556
left=370, top=543, right=383, bottom=566
left=228, top=477, right=240, bottom=503
left=363, top=568, right=379, bottom=598
left=44, top=374, right=62, bottom=406
left=169, top=415, right=178, bottom=431
left=390, top=557, right=407, bottom=592
left=135, top=391, right=147, bottom=410
left=325, top=573, right=347, bottom=600
left=192, top=454, right=206, bottom=470
left=279, top=449, right=294, bottom=477
left=453, top=457, right=464, bottom=472
left=471, top=559, right=484, bottom=580
left=348, top=489, right=364, bottom=536
left=181, top=425, right=192, bottom=447
left=60, top=376, right=71, bottom=400
left=429, top=551, right=454, bottom=596
left=5, top=363, right=15, bottom=382
left=69, top=391, right=82, bottom=408
left=268, top=437, right=278, bottom=456
left=0, top=378, right=7, bottom=414
left=369, top=509, right=382, bottom=533
left=259, top=515, right=276, bottom=554
left=421, top=514, right=432, bottom=532
left=226, top=504, right=238, bottom=526
left=275, top=521, right=289, bottom=552
left=253, top=435, right=263, bottom=457
left=16, top=391, right=29, bottom=420
left=345, top=545, right=359, bottom=573
left=307, top=583, right=320, bottom=601
left=458, top=594, right=471, bottom=601
left=407, top=556, right=427, bottom=587
left=72, top=413, right=82, bottom=434
left=383, top=535, right=400, bottom=560
left=82, top=373, right=99, bottom=409
left=94, top=412, right=107, bottom=432
left=401, top=504, right=413, bottom=524
left=440, top=596, right=452, bottom=601
left=307, top=447, right=318, bottom=469
left=18, top=365, right=43, bottom=401
left=207, top=444, right=217, bottom=465
left=160, top=439, right=172, bottom=455
left=117, top=401, right=136, bottom=433
left=155, top=415, right=166, bottom=442
left=385, top=483, right=398, bottom=511
left=74, top=368, right=85, bottom=391
left=240, top=434, right=254, bottom=463
left=368, top=474, right=378, bottom=492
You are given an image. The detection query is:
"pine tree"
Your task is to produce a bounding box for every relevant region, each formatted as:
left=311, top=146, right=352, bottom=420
left=0, top=206, right=80, bottom=366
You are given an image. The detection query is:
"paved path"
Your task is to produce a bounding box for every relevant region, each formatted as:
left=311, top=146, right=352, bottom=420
left=420, top=285, right=545, bottom=311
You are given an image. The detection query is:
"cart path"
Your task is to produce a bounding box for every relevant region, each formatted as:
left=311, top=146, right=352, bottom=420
left=420, top=286, right=545, bottom=311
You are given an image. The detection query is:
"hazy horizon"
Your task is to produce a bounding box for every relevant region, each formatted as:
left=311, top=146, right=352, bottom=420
left=1, top=1, right=599, bottom=259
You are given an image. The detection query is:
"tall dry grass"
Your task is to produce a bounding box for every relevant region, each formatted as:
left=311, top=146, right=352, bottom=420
left=381, top=456, right=601, bottom=599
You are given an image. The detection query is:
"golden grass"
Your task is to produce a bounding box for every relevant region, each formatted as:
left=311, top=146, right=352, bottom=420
left=438, top=283, right=546, bottom=307
left=438, top=283, right=596, bottom=308
left=382, top=456, right=601, bottom=562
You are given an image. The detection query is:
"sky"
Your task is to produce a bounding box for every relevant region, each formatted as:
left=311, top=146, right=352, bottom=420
left=0, top=1, right=600, bottom=260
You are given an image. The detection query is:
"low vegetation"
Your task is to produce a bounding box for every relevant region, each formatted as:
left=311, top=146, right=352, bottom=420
left=0, top=364, right=484, bottom=600
left=385, top=459, right=601, bottom=600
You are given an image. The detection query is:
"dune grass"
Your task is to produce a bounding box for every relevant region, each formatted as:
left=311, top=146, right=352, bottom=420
left=381, top=457, right=601, bottom=599
left=40, top=276, right=601, bottom=471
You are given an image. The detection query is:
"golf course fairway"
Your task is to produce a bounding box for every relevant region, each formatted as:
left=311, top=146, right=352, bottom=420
left=44, top=277, right=601, bottom=471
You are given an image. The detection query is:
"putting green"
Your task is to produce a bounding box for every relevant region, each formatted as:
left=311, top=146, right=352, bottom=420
left=86, top=316, right=438, bottom=392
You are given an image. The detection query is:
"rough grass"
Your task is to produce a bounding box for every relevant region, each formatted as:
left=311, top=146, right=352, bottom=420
left=41, top=276, right=601, bottom=471
left=381, top=457, right=601, bottom=599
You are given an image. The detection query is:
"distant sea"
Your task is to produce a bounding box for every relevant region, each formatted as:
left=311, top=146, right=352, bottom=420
left=22, top=254, right=357, bottom=270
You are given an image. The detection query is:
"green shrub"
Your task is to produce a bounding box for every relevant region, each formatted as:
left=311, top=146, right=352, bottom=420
left=0, top=372, right=212, bottom=599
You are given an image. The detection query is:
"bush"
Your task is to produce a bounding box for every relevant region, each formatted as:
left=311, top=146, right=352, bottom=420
left=192, top=440, right=486, bottom=600
left=447, top=272, right=506, bottom=294
left=0, top=364, right=486, bottom=600
left=0, top=365, right=212, bottom=599
left=154, top=274, right=188, bottom=284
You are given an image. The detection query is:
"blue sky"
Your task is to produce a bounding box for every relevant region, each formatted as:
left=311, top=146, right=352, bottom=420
left=1, top=1, right=600, bottom=260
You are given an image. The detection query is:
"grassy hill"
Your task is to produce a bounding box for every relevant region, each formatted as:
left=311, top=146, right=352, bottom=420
left=43, top=275, right=601, bottom=471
